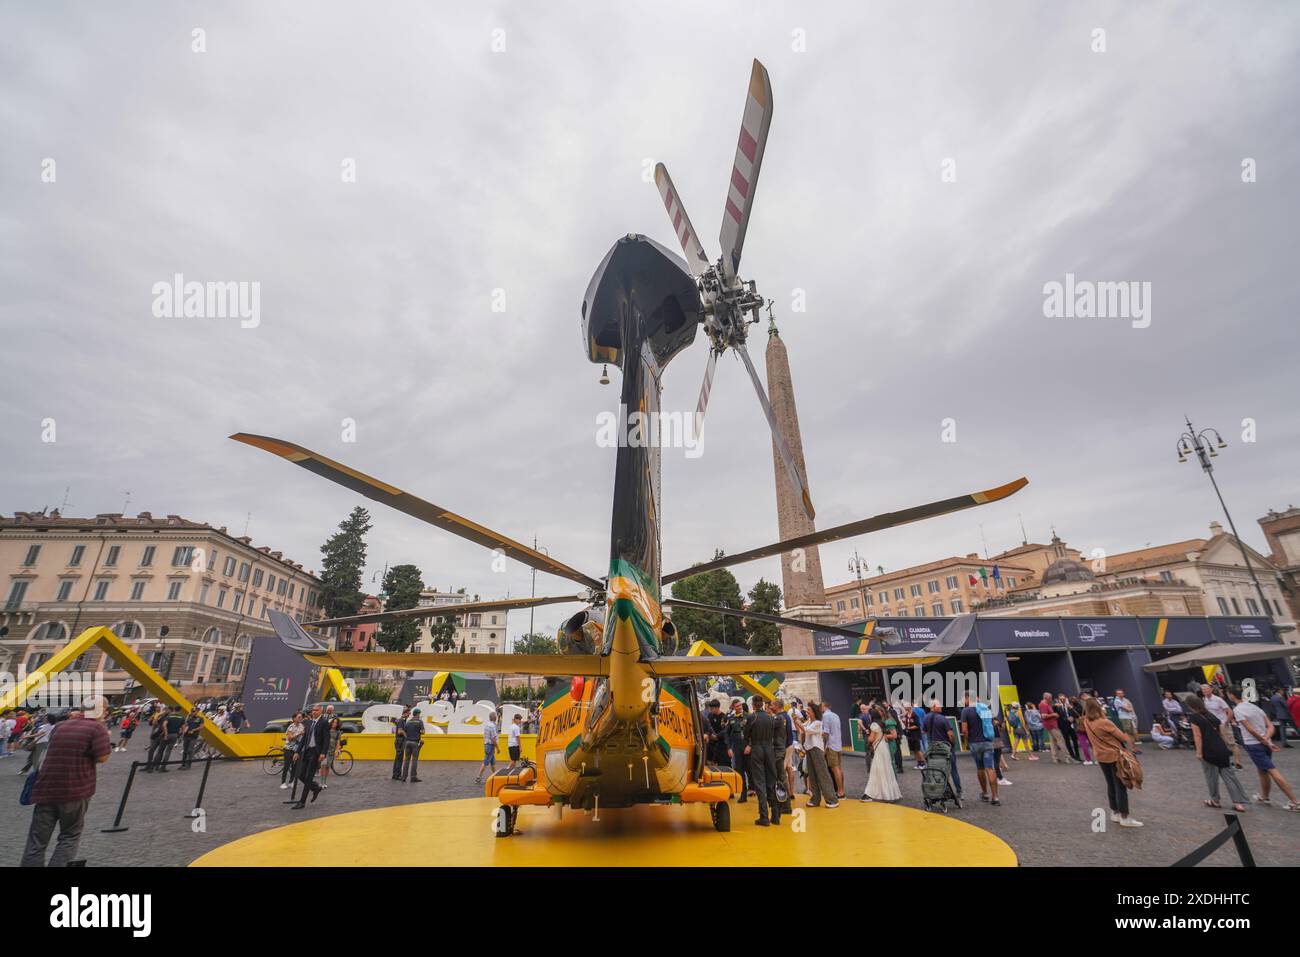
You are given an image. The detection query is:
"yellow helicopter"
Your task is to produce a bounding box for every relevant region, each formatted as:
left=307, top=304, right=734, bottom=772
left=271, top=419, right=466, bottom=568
left=242, top=58, right=1026, bottom=835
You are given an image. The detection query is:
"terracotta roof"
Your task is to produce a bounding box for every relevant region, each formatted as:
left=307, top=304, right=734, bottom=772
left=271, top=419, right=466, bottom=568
left=1099, top=539, right=1206, bottom=575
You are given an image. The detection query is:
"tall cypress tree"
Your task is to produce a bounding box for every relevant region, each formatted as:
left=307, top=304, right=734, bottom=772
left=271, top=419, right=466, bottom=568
left=744, top=578, right=784, bottom=655
left=377, top=564, right=424, bottom=652
left=318, top=506, right=371, bottom=619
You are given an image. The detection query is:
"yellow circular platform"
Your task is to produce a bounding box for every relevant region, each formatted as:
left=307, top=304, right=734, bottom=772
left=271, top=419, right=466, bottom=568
left=190, top=797, right=1016, bottom=867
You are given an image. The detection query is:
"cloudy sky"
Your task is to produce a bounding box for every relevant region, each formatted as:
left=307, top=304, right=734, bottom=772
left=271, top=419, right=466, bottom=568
left=3, top=2, right=1298, bottom=644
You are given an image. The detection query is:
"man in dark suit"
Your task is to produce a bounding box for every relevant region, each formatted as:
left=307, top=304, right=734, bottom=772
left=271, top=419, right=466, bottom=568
left=292, top=704, right=329, bottom=809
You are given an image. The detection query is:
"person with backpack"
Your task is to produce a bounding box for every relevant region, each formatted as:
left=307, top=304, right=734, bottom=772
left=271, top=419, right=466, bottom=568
left=961, top=694, right=1000, bottom=806
left=1182, top=695, right=1245, bottom=813
left=179, top=707, right=204, bottom=769
left=114, top=710, right=137, bottom=753
left=1080, top=696, right=1143, bottom=828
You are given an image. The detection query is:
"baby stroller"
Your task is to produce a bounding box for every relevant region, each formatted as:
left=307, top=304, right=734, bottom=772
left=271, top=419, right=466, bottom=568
left=921, top=740, right=962, bottom=812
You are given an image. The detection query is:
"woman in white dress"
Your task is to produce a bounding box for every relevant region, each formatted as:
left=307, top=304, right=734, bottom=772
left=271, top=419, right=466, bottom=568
left=863, top=708, right=902, bottom=802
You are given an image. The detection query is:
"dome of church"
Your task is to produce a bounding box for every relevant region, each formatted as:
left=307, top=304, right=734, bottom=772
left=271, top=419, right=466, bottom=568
left=1041, top=557, right=1095, bottom=585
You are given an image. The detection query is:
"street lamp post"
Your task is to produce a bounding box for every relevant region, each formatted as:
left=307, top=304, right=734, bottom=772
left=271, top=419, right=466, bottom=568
left=155, top=625, right=174, bottom=683
left=847, top=551, right=870, bottom=620
left=1176, top=417, right=1274, bottom=622
left=526, top=537, right=550, bottom=703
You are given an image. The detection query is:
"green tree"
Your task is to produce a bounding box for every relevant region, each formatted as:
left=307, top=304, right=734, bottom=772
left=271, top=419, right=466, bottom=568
left=668, top=551, right=745, bottom=648
left=513, top=632, right=559, bottom=655
left=376, top=564, right=424, bottom=652
left=319, top=506, right=372, bottom=619
left=424, top=615, right=457, bottom=652
left=744, top=578, right=784, bottom=655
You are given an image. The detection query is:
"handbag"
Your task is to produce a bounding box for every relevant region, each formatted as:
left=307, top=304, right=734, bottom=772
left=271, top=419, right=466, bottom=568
left=20, top=769, right=38, bottom=806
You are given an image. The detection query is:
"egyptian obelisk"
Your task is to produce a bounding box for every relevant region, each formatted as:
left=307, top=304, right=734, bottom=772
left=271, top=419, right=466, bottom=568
left=764, top=319, right=834, bottom=688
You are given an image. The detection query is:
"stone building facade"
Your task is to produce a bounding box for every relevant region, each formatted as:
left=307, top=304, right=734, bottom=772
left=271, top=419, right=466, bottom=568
left=1, top=510, right=322, bottom=701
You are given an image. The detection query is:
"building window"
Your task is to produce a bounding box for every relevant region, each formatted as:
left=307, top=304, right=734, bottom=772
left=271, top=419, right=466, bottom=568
left=27, top=652, right=52, bottom=670
left=836, top=600, right=845, bottom=612
left=171, top=546, right=193, bottom=567
left=206, top=549, right=217, bottom=572
left=111, top=621, right=139, bottom=640
left=850, top=596, right=860, bottom=609
left=1231, top=598, right=1241, bottom=614
left=105, top=545, right=120, bottom=566
left=277, top=579, right=287, bottom=596
left=863, top=593, right=872, bottom=606
left=878, top=592, right=888, bottom=605
left=205, top=627, right=221, bottom=644
left=93, top=580, right=110, bottom=601
left=130, top=580, right=146, bottom=601
left=910, top=584, right=922, bottom=598
left=927, top=580, right=940, bottom=594
left=217, top=588, right=227, bottom=609
left=469, top=646, right=477, bottom=654
left=266, top=573, right=276, bottom=592
left=893, top=588, right=905, bottom=601
left=252, top=569, right=264, bottom=588
left=1007, top=576, right=1017, bottom=587
left=932, top=603, right=944, bottom=616
left=897, top=609, right=908, bottom=617
left=199, top=582, right=211, bottom=604
left=233, top=592, right=243, bottom=613
left=32, top=621, right=67, bottom=642
left=140, top=545, right=155, bottom=567
left=56, top=579, right=74, bottom=602
left=223, top=556, right=236, bottom=577
left=1217, top=597, right=1229, bottom=614
left=5, top=580, right=30, bottom=607
left=1273, top=599, right=1284, bottom=616
left=167, top=580, right=183, bottom=601
left=23, top=545, right=41, bottom=566
left=951, top=599, right=964, bottom=614
left=1245, top=598, right=1260, bottom=614
left=1160, top=570, right=1174, bottom=583
left=69, top=544, right=85, bottom=566
left=945, top=575, right=958, bottom=590
left=238, top=562, right=250, bottom=583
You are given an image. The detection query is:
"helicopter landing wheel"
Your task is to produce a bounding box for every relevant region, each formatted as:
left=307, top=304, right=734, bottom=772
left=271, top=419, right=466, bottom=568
left=711, top=800, right=731, bottom=833
left=493, top=805, right=517, bottom=838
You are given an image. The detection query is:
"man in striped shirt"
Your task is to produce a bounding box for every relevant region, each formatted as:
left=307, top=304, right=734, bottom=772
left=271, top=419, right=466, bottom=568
left=21, top=697, right=111, bottom=867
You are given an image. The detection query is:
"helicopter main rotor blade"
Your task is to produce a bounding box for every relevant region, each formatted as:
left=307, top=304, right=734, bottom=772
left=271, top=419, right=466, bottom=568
left=663, top=598, right=897, bottom=645
left=736, top=340, right=815, bottom=521
left=719, top=59, right=773, bottom=286
left=309, top=594, right=588, bottom=630
left=661, top=477, right=1029, bottom=584
left=654, top=163, right=711, bottom=278
left=694, top=347, right=719, bottom=438
left=231, top=433, right=603, bottom=591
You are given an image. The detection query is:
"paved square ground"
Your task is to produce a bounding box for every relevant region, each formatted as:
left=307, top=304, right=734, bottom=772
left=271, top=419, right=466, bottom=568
left=2, top=742, right=1295, bottom=866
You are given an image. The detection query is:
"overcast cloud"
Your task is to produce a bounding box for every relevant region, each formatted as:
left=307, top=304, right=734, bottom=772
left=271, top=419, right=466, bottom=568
left=3, top=1, right=1298, bottom=644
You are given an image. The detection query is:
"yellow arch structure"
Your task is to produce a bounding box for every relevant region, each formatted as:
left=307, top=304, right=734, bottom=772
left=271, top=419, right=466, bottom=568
left=686, top=639, right=781, bottom=701
left=316, top=666, right=355, bottom=702
left=0, top=626, right=262, bottom=758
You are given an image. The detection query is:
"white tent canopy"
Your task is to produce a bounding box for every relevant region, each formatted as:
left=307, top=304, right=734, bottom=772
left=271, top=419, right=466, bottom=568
left=1142, top=642, right=1295, bottom=673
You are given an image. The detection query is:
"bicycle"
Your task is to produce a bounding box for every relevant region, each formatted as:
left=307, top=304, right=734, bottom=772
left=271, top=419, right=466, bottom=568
left=329, top=740, right=353, bottom=776
left=263, top=746, right=294, bottom=776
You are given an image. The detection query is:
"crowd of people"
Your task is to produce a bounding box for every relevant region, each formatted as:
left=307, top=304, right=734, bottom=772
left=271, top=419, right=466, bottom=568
left=701, top=681, right=1300, bottom=828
